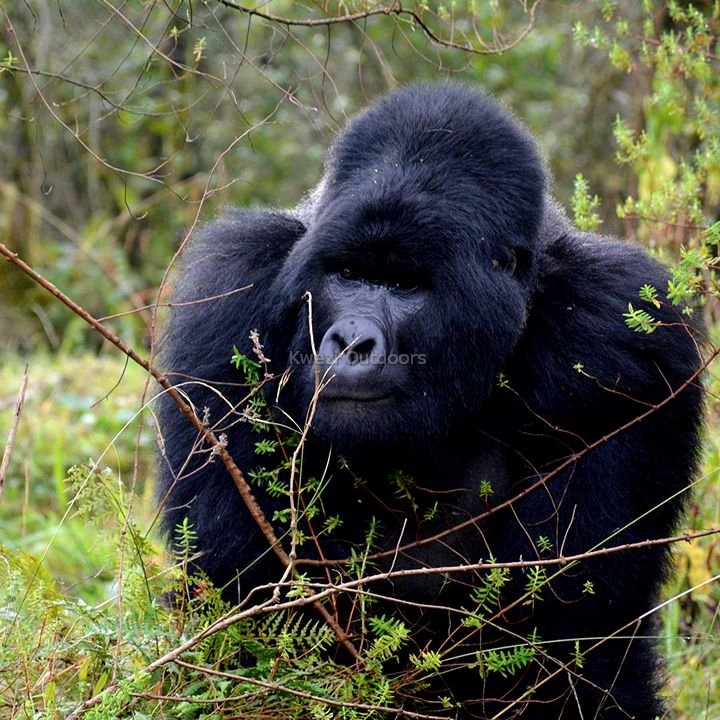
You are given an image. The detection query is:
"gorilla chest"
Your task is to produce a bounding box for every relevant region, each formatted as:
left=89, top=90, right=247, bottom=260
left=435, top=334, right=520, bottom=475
left=314, top=439, right=512, bottom=602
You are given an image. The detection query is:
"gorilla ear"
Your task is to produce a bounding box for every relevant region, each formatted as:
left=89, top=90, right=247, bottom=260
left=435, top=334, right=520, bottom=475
left=504, top=249, right=517, bottom=276
left=509, top=242, right=535, bottom=279
left=492, top=243, right=535, bottom=281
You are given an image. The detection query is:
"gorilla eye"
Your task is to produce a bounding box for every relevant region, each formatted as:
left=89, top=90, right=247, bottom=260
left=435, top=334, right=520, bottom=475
left=392, top=278, right=418, bottom=291
left=339, top=267, right=356, bottom=280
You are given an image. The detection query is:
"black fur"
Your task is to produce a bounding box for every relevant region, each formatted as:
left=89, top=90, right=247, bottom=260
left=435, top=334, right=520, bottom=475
left=157, top=83, right=704, bottom=719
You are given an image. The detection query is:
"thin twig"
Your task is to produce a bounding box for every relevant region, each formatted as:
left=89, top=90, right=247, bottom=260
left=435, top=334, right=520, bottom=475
left=0, top=365, right=28, bottom=497
left=173, top=658, right=447, bottom=719
left=217, top=0, right=543, bottom=56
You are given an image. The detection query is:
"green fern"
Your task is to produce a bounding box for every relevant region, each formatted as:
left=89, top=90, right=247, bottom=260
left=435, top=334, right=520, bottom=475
left=523, top=565, right=548, bottom=605
left=473, top=645, right=537, bottom=679
left=624, top=303, right=658, bottom=333
left=470, top=561, right=510, bottom=615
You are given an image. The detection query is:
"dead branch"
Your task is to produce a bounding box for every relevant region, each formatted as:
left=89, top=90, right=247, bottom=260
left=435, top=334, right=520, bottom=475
left=0, top=365, right=28, bottom=497
left=217, top=0, right=543, bottom=56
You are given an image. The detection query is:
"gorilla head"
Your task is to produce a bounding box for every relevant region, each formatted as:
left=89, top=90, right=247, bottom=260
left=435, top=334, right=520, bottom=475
left=274, top=85, right=547, bottom=454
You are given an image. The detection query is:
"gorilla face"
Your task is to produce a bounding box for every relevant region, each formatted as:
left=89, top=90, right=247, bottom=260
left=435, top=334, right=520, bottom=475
left=275, top=172, right=538, bottom=455
left=266, top=85, right=548, bottom=456
left=263, top=85, right=548, bottom=455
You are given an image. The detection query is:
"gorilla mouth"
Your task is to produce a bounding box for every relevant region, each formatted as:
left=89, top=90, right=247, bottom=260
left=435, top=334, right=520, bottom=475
left=319, top=393, right=391, bottom=403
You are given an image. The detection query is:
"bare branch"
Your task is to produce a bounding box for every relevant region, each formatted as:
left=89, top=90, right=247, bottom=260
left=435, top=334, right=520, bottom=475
left=0, top=365, right=28, bottom=497
left=217, top=0, right=544, bottom=56
left=173, top=658, right=447, bottom=720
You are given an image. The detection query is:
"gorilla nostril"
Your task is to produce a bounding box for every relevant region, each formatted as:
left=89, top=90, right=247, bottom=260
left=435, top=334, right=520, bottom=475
left=348, top=337, right=376, bottom=364
left=330, top=331, right=348, bottom=354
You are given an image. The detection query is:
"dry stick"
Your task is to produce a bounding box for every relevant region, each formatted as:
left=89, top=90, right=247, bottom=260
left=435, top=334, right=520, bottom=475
left=172, top=658, right=447, bottom=720
left=488, top=571, right=720, bottom=720
left=0, top=243, right=280, bottom=549
left=66, top=577, right=362, bottom=720
left=217, top=0, right=542, bottom=56
left=0, top=243, right=359, bottom=659
left=299, top=339, right=715, bottom=569
left=0, top=365, right=28, bottom=497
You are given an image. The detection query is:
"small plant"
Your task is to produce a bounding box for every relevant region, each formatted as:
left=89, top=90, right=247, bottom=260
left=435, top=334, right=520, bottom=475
left=571, top=173, right=603, bottom=231
left=523, top=565, right=548, bottom=606
left=473, top=645, right=537, bottom=679
left=470, top=560, right=511, bottom=616
left=479, top=478, right=494, bottom=502
left=624, top=303, right=658, bottom=334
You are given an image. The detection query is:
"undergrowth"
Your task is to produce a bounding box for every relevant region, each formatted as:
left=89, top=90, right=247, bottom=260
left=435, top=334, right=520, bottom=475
left=0, top=354, right=718, bottom=718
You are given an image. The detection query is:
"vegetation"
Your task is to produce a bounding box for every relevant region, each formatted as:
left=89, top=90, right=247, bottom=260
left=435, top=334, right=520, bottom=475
left=0, top=1, right=718, bottom=718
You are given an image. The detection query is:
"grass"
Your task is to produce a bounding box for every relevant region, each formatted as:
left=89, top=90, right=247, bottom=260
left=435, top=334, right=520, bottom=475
left=0, top=354, right=156, bottom=603
left=662, top=429, right=720, bottom=717
left=0, top=352, right=718, bottom=718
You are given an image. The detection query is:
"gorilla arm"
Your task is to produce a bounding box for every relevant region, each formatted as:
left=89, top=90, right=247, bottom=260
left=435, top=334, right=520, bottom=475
left=506, top=223, right=703, bottom=575
left=157, top=211, right=305, bottom=594
left=496, top=227, right=703, bottom=715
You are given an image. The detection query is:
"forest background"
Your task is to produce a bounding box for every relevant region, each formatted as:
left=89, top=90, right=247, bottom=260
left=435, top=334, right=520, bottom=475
left=0, top=1, right=719, bottom=718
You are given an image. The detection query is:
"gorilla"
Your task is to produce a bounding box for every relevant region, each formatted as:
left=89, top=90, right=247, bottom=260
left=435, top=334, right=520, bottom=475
left=157, top=83, right=704, bottom=719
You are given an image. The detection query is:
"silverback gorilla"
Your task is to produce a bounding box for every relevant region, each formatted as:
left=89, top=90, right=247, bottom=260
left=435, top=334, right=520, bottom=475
left=158, top=84, right=704, bottom=719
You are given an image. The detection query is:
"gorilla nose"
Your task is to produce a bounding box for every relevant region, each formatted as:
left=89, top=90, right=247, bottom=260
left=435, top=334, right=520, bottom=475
left=318, top=317, right=387, bottom=384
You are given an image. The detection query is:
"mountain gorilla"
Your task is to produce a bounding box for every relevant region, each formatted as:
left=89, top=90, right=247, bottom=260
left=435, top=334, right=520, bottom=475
left=157, top=84, right=704, bottom=719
